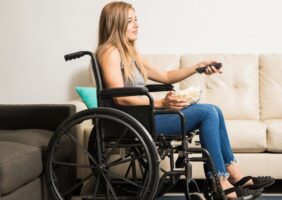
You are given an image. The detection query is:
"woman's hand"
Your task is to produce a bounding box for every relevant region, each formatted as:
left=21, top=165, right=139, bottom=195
left=195, top=60, right=222, bottom=75
left=163, top=91, right=187, bottom=110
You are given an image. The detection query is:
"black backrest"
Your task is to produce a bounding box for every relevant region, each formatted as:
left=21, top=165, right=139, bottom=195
left=90, top=55, right=154, bottom=138
left=64, top=51, right=154, bottom=138
left=90, top=55, right=104, bottom=104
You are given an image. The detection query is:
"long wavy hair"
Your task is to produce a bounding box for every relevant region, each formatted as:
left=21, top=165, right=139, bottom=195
left=96, top=1, right=147, bottom=82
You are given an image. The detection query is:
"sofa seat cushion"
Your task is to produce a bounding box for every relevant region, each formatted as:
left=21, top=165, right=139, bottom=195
left=85, top=120, right=267, bottom=153
left=191, top=153, right=282, bottom=179
left=0, top=141, right=42, bottom=195
left=188, top=120, right=267, bottom=153
left=85, top=120, right=266, bottom=153
left=0, top=129, right=72, bottom=161
left=0, top=129, right=52, bottom=151
left=225, top=120, right=267, bottom=152
left=2, top=178, right=43, bottom=200
left=264, top=120, right=282, bottom=152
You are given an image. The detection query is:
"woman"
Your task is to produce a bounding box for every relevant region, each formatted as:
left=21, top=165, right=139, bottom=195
left=95, top=1, right=274, bottom=199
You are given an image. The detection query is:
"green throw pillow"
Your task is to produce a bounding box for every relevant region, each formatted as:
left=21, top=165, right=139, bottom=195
left=75, top=87, right=97, bottom=108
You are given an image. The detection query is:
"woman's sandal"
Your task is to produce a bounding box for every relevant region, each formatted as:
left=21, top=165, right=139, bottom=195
left=224, top=186, right=261, bottom=200
left=230, top=176, right=275, bottom=190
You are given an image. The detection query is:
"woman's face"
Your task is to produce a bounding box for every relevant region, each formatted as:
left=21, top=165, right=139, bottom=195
left=126, top=9, right=138, bottom=42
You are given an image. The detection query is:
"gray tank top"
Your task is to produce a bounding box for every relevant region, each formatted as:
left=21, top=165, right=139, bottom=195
left=121, top=65, right=145, bottom=87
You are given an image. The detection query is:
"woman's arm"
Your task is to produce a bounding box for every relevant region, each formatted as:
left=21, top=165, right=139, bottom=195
left=99, top=47, right=193, bottom=109
left=99, top=47, right=188, bottom=109
left=143, top=58, right=222, bottom=84
left=98, top=46, right=170, bottom=108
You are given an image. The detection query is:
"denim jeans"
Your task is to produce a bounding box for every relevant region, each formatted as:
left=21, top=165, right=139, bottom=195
left=154, top=103, right=236, bottom=179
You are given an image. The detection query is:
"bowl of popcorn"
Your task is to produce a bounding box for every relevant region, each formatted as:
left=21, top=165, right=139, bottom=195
left=175, top=86, right=202, bottom=106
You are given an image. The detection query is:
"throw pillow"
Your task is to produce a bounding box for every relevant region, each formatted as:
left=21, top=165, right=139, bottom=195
left=75, top=87, right=98, bottom=108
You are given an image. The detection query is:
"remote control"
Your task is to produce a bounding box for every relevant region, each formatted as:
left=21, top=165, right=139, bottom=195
left=196, top=62, right=222, bottom=74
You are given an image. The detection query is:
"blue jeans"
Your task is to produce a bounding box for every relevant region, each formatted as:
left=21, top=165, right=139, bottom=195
left=154, top=103, right=236, bottom=178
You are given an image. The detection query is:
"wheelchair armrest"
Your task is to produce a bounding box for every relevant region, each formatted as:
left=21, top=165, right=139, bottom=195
left=100, top=87, right=149, bottom=97
left=154, top=109, right=183, bottom=115
left=99, top=87, right=154, bottom=106
left=145, top=84, right=174, bottom=92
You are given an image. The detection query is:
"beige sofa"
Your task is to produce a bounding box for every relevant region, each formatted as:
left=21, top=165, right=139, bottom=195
left=71, top=54, right=282, bottom=180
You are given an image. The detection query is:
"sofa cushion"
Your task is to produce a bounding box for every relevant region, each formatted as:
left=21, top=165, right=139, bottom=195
left=188, top=120, right=267, bottom=152
left=0, top=142, right=42, bottom=195
left=225, top=120, right=267, bottom=152
left=264, top=120, right=282, bottom=152
left=0, top=129, right=52, bottom=151
left=260, top=54, right=282, bottom=120
left=180, top=54, right=260, bottom=120
left=0, top=129, right=72, bottom=161
left=190, top=153, right=282, bottom=179
left=2, top=178, right=43, bottom=200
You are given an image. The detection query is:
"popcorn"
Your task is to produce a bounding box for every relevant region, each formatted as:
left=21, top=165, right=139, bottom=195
left=175, top=86, right=202, bottom=106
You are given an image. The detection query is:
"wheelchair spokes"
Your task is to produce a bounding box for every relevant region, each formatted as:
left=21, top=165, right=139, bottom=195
left=45, top=108, right=159, bottom=200
left=88, top=137, right=152, bottom=198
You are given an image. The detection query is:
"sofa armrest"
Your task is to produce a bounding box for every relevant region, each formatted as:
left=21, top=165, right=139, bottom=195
left=67, top=99, right=92, bottom=127
left=67, top=99, right=88, bottom=112
left=0, top=104, right=75, bottom=131
left=66, top=100, right=93, bottom=141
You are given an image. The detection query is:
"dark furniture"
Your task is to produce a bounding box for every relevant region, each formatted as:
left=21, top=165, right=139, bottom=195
left=0, top=104, right=76, bottom=200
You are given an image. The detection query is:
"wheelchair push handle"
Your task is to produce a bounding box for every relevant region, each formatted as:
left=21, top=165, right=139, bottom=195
left=64, top=51, right=93, bottom=61
left=64, top=50, right=103, bottom=96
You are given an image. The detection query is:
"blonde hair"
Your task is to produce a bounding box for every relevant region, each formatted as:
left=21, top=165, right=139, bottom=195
left=96, top=1, right=147, bottom=82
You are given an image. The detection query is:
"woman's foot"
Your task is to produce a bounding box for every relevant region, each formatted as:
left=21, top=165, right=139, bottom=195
left=221, top=178, right=261, bottom=199
left=229, top=176, right=254, bottom=188
left=224, top=187, right=261, bottom=200
left=221, top=179, right=237, bottom=199
left=226, top=163, right=275, bottom=190
left=229, top=176, right=275, bottom=190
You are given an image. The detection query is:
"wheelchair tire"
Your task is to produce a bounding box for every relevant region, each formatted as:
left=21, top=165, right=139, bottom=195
left=45, top=107, right=160, bottom=200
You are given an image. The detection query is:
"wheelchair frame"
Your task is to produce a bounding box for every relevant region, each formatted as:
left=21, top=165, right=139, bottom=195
left=44, top=51, right=227, bottom=200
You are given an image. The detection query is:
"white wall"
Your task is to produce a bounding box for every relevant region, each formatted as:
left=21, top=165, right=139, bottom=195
left=1, top=0, right=282, bottom=104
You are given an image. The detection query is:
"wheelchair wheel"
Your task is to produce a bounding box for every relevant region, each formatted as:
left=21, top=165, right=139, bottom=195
left=88, top=129, right=151, bottom=197
left=45, top=107, right=159, bottom=200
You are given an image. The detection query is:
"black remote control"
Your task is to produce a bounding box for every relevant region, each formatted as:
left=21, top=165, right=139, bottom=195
left=196, top=62, right=222, bottom=74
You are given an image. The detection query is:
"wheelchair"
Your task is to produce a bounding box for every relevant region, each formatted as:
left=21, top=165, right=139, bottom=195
left=45, top=51, right=227, bottom=200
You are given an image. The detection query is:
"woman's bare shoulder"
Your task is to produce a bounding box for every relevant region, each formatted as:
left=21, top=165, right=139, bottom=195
left=97, top=44, right=120, bottom=61
left=97, top=44, right=121, bottom=69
